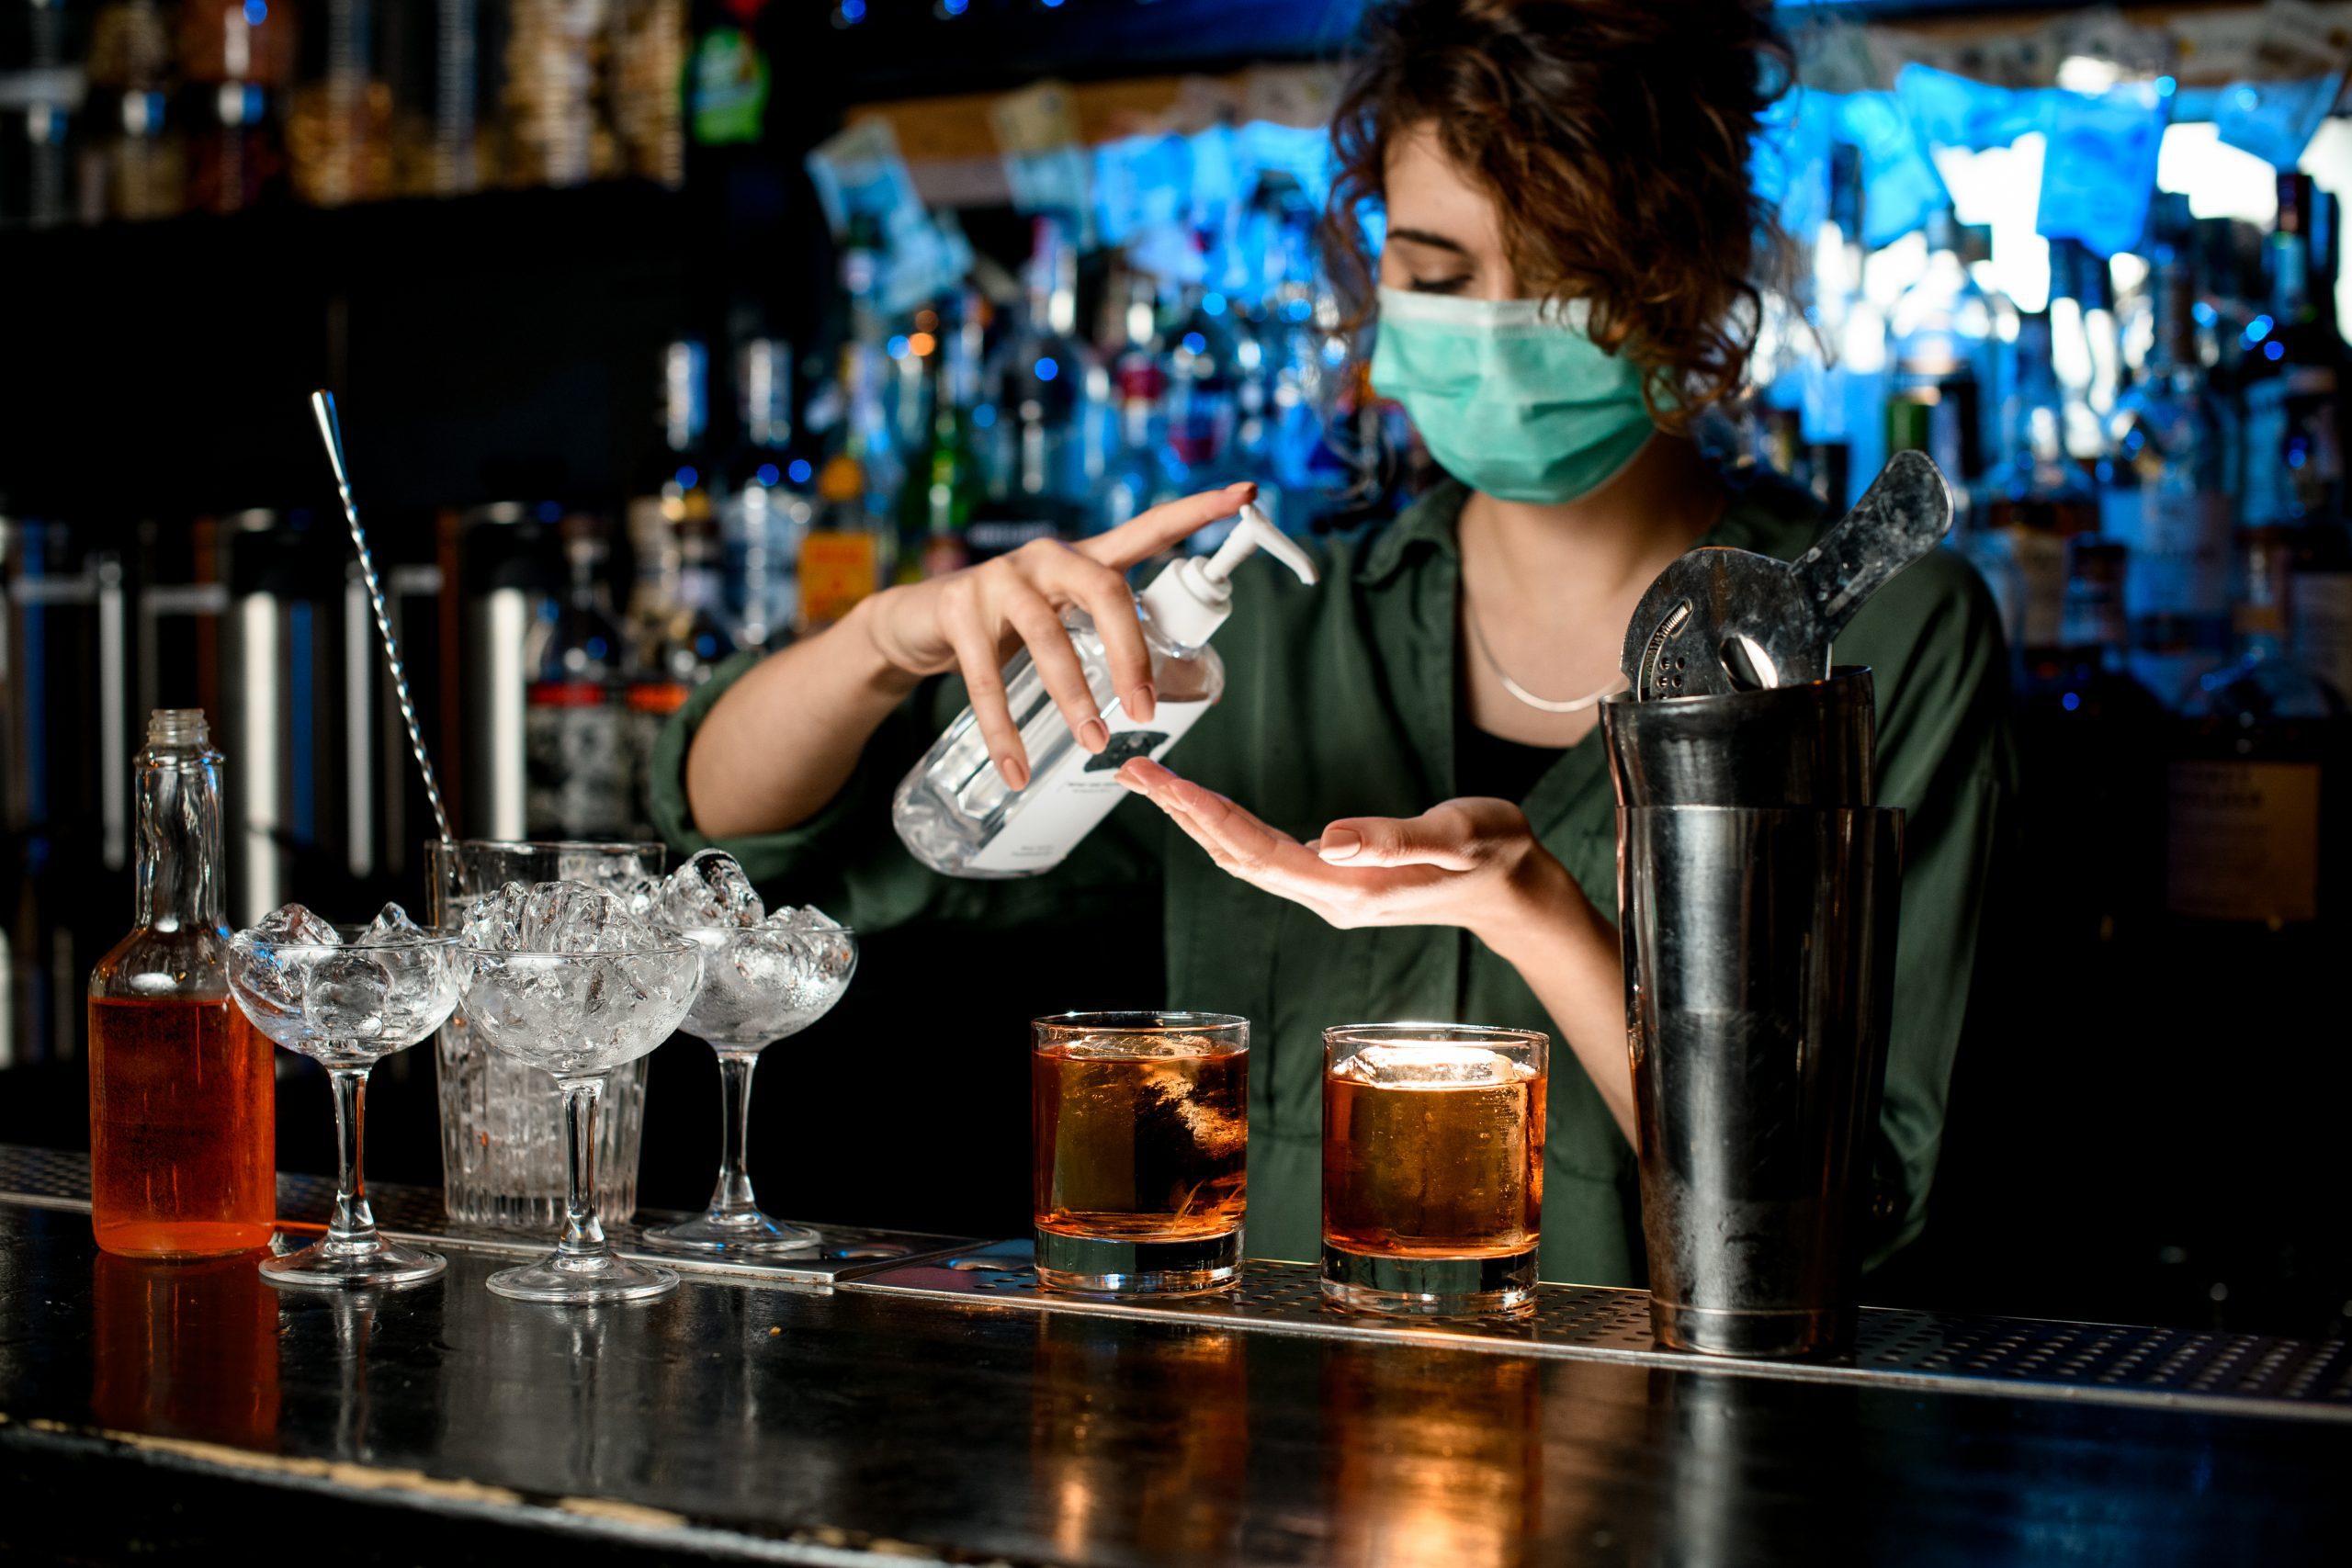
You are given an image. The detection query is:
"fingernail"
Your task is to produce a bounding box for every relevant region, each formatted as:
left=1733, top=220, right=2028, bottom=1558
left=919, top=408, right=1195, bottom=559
left=1318, top=828, right=1362, bottom=862
left=1131, top=682, right=1157, bottom=722
left=998, top=753, right=1030, bottom=791
left=1077, top=717, right=1110, bottom=753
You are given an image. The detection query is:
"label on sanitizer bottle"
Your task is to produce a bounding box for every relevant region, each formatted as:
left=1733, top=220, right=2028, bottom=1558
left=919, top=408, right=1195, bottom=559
left=963, top=698, right=1213, bottom=874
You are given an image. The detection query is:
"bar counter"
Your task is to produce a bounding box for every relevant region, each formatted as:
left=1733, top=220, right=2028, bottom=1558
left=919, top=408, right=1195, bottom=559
left=3, top=1150, right=2346, bottom=1566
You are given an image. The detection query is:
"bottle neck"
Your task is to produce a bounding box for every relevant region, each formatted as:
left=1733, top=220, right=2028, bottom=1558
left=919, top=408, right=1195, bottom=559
left=567, top=548, right=608, bottom=608
left=2234, top=527, right=2294, bottom=660
left=2148, top=259, right=2199, bottom=378
left=136, top=743, right=225, bottom=931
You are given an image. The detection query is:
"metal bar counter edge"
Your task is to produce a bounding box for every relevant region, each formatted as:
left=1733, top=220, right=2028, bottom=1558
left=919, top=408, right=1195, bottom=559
left=2, top=1147, right=2346, bottom=1566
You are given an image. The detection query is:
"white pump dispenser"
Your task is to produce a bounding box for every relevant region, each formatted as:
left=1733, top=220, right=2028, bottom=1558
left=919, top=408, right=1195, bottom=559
left=892, top=504, right=1318, bottom=878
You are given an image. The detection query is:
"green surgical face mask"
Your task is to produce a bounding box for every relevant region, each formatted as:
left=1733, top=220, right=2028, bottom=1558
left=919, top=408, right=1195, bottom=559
left=1370, top=287, right=1657, bottom=504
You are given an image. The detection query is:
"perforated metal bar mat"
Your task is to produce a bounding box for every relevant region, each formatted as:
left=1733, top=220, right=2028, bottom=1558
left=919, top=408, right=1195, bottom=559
left=841, top=1239, right=2352, bottom=1424
left=0, top=1145, right=977, bottom=1289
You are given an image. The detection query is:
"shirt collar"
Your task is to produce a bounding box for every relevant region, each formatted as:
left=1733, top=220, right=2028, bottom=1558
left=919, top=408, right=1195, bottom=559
left=1356, top=478, right=1470, bottom=586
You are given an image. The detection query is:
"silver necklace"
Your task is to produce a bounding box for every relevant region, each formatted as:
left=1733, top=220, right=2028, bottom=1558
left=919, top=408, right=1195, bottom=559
left=1463, top=593, right=1629, bottom=715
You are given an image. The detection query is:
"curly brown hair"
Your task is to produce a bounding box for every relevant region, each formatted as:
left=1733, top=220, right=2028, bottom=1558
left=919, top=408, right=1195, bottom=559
left=1325, top=0, right=1792, bottom=432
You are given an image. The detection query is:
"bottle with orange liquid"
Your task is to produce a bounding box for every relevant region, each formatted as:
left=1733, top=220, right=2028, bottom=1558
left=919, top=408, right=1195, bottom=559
left=87, top=709, right=276, bottom=1258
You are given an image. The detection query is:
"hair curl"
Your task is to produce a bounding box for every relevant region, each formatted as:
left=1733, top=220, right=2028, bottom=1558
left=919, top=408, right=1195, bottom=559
left=1325, top=0, right=1792, bottom=431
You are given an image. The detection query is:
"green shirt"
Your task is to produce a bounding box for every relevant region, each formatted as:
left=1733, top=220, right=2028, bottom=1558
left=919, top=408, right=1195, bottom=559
left=649, top=470, right=2017, bottom=1285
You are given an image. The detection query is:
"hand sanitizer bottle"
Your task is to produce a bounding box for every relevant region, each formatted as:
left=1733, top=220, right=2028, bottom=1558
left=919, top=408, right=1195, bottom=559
left=892, top=504, right=1318, bottom=877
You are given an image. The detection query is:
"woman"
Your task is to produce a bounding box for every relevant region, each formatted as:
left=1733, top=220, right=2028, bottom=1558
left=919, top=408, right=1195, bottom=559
left=654, top=0, right=2013, bottom=1284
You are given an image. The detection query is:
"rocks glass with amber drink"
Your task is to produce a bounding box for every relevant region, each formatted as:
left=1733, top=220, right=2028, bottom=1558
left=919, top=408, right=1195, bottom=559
left=1031, top=1011, right=1248, bottom=1296
left=1322, top=1023, right=1548, bottom=1316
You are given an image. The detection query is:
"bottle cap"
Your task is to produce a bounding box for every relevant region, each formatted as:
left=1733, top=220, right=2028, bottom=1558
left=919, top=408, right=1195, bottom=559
left=1136, top=502, right=1318, bottom=648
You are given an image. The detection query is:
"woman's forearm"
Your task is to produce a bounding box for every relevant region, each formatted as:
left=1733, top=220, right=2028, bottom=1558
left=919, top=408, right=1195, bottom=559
left=684, top=597, right=925, bottom=840
left=1475, top=859, right=1637, bottom=1147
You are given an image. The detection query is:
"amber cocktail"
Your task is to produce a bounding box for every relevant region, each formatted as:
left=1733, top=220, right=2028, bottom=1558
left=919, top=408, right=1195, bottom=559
left=1032, top=1011, right=1248, bottom=1296
left=1322, top=1023, right=1548, bottom=1315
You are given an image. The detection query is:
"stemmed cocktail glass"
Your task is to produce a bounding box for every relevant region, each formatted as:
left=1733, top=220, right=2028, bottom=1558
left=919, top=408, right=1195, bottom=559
left=457, top=881, right=704, bottom=1303
left=641, top=872, right=857, bottom=1257
left=227, top=904, right=460, bottom=1290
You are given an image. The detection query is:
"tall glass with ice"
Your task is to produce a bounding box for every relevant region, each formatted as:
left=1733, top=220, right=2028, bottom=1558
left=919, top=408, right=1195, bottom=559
left=1031, top=1011, right=1248, bottom=1297
left=426, top=840, right=665, bottom=1230
left=1321, top=1024, right=1548, bottom=1316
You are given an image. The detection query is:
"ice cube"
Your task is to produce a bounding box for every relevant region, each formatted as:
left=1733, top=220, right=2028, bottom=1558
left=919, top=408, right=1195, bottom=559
left=616, top=875, right=666, bottom=922
left=462, top=881, right=666, bottom=954
left=360, top=901, right=432, bottom=945
left=460, top=882, right=531, bottom=953
left=1334, top=1043, right=1518, bottom=1087
left=767, top=904, right=854, bottom=980
left=252, top=902, right=340, bottom=948
left=1063, top=1034, right=1216, bottom=1061
left=228, top=903, right=339, bottom=1028
left=308, top=948, right=392, bottom=1038
left=661, top=849, right=764, bottom=930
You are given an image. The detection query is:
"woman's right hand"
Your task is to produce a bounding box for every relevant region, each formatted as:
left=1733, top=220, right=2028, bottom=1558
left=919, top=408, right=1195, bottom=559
left=859, top=481, right=1256, bottom=789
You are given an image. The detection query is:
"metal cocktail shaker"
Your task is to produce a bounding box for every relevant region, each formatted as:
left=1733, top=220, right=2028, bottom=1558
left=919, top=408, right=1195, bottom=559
left=1601, top=670, right=1903, bottom=1359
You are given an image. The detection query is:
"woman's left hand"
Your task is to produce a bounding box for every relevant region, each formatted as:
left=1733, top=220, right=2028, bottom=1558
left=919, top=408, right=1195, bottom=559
left=1116, top=757, right=1569, bottom=948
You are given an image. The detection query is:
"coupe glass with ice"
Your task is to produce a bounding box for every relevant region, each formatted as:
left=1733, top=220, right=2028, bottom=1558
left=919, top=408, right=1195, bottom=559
left=456, top=882, right=704, bottom=1303
left=425, top=841, right=666, bottom=1232
left=226, top=903, right=460, bottom=1289
left=1321, top=1024, right=1549, bottom=1316
left=1031, top=1011, right=1249, bottom=1296
left=635, top=851, right=857, bottom=1258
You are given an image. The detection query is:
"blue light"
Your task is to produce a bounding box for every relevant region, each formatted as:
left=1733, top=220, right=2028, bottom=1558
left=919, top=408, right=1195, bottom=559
left=788, top=458, right=815, bottom=484
left=243, top=0, right=266, bottom=23
left=1035, top=356, right=1059, bottom=382
left=757, top=463, right=781, bottom=487
left=2266, top=340, right=2286, bottom=361
left=1202, top=291, right=1227, bottom=317
left=942, top=0, right=967, bottom=12
left=2193, top=301, right=2217, bottom=327
left=841, top=0, right=866, bottom=20
left=973, top=404, right=998, bottom=428
left=1041, top=0, right=1066, bottom=8
left=2061, top=692, right=2081, bottom=713
left=2245, top=313, right=2275, bottom=343
left=2288, top=443, right=2307, bottom=468
left=1182, top=332, right=1207, bottom=355
left=2155, top=74, right=2177, bottom=97
left=676, top=465, right=699, bottom=489
left=888, top=334, right=910, bottom=359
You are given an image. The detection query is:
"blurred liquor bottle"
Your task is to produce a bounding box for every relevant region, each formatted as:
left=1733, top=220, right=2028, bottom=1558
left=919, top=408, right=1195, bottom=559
left=2106, top=197, right=2233, bottom=702
left=2013, top=538, right=2165, bottom=949
left=1885, top=207, right=1991, bottom=489
left=894, top=294, right=983, bottom=584
left=525, top=515, right=632, bottom=840
left=723, top=337, right=811, bottom=652
left=0, top=0, right=82, bottom=228
left=287, top=0, right=390, bottom=207
left=2165, top=524, right=2347, bottom=932
left=1985, top=303, right=2100, bottom=668
left=625, top=340, right=722, bottom=827
left=85, top=0, right=184, bottom=220
left=608, top=0, right=685, bottom=186
left=1096, top=268, right=1173, bottom=534
left=977, top=215, right=1093, bottom=556
left=1164, top=276, right=1244, bottom=525
left=379, top=0, right=482, bottom=197
left=504, top=0, right=604, bottom=187
left=178, top=0, right=294, bottom=214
